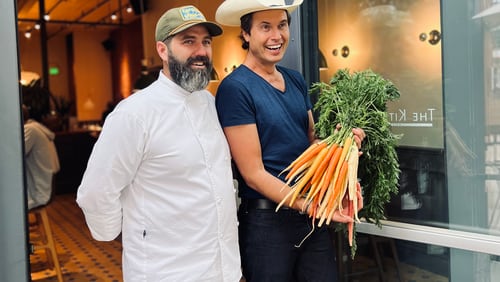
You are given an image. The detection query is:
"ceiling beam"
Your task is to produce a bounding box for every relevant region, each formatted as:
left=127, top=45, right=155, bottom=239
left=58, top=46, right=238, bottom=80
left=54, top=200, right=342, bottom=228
left=18, top=18, right=124, bottom=27
left=17, top=0, right=38, bottom=11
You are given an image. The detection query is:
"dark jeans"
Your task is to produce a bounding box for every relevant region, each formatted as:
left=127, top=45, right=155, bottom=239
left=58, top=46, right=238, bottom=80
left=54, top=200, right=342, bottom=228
left=238, top=204, right=338, bottom=282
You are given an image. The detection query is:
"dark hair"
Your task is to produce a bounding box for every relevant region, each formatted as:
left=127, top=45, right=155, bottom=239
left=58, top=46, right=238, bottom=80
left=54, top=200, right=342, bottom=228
left=238, top=10, right=292, bottom=50
left=21, top=82, right=51, bottom=122
left=163, top=36, right=173, bottom=46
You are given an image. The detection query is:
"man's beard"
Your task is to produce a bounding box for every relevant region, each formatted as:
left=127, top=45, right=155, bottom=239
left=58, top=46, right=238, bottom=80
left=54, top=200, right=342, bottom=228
left=168, top=52, right=211, bottom=92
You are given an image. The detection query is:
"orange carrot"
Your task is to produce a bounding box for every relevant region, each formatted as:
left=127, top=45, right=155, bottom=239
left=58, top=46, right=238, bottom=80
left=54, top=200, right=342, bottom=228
left=288, top=145, right=329, bottom=207
left=298, top=180, right=312, bottom=199
left=310, top=143, right=338, bottom=185
left=316, top=178, right=335, bottom=218
left=284, top=159, right=313, bottom=186
left=305, top=179, right=320, bottom=203
left=333, top=170, right=350, bottom=223
left=338, top=136, right=353, bottom=164
left=324, top=159, right=349, bottom=225
left=280, top=143, right=316, bottom=176
left=335, top=166, right=350, bottom=217
left=311, top=145, right=342, bottom=202
left=319, top=136, right=352, bottom=215
left=282, top=142, right=327, bottom=179
left=321, top=136, right=353, bottom=221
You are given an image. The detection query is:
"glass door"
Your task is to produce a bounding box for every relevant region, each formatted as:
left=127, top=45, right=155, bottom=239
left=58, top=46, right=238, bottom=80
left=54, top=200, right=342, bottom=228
left=315, top=0, right=500, bottom=281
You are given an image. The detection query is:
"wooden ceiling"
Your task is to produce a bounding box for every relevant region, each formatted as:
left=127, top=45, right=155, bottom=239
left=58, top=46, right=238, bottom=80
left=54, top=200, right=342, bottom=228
left=17, top=0, right=142, bottom=38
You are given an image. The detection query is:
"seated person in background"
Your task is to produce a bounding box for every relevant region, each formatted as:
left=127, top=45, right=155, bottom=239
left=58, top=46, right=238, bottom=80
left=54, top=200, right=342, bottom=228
left=132, top=65, right=156, bottom=93
left=23, top=104, right=60, bottom=209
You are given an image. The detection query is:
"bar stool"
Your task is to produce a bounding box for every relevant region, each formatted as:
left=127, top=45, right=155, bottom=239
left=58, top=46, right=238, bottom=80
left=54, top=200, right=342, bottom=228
left=29, top=204, right=64, bottom=282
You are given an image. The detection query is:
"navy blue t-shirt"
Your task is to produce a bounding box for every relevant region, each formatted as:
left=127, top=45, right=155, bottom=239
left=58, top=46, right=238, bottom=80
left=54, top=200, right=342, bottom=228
left=215, top=65, right=312, bottom=199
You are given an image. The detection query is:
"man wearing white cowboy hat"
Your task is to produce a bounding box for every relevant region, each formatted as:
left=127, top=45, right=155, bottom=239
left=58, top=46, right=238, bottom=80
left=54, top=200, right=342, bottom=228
left=215, top=0, right=365, bottom=281
left=77, top=5, right=242, bottom=282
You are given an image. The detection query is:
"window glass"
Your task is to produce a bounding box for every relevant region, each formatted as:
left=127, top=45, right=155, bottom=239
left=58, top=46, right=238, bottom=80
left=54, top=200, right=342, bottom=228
left=318, top=0, right=443, bottom=149
left=336, top=234, right=500, bottom=281
left=317, top=0, right=500, bottom=237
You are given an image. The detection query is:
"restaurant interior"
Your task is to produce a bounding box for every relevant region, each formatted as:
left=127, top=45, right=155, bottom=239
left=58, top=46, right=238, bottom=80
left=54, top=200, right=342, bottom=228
left=18, top=0, right=448, bottom=281
left=17, top=0, right=246, bottom=195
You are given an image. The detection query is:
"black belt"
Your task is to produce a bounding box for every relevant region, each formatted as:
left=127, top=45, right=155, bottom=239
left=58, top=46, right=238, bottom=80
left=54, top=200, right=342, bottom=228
left=240, top=198, right=289, bottom=210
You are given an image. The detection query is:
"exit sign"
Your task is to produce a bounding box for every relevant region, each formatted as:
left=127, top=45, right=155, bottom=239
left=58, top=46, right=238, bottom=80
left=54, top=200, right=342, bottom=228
left=49, top=66, right=59, bottom=75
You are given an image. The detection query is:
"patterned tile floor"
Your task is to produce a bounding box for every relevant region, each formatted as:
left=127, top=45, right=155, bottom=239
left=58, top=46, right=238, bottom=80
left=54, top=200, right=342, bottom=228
left=30, top=193, right=448, bottom=282
left=30, top=193, right=123, bottom=282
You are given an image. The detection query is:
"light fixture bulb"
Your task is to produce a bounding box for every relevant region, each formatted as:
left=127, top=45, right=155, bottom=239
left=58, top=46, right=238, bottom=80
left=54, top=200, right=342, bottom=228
left=111, top=13, right=118, bottom=20
left=126, top=6, right=133, bottom=13
left=428, top=30, right=441, bottom=45
left=34, top=23, right=41, bottom=30
left=44, top=14, right=50, bottom=21
left=24, top=31, right=31, bottom=39
left=341, top=46, right=350, bottom=58
left=419, top=32, right=427, bottom=42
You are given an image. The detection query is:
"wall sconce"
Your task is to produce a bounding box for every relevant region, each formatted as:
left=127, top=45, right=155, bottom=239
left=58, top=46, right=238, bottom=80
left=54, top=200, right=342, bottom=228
left=419, top=30, right=441, bottom=45
left=428, top=30, right=441, bottom=45
left=341, top=46, right=350, bottom=58
left=318, top=49, right=328, bottom=70
left=332, top=46, right=350, bottom=58
left=224, top=65, right=237, bottom=73
left=210, top=68, right=220, bottom=81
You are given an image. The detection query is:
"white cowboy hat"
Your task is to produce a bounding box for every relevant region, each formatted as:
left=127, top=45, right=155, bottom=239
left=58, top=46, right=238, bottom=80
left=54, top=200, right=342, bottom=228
left=215, top=0, right=303, bottom=27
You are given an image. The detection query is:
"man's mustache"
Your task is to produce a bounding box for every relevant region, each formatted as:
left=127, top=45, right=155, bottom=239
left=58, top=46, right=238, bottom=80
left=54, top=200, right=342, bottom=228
left=186, top=56, right=210, bottom=67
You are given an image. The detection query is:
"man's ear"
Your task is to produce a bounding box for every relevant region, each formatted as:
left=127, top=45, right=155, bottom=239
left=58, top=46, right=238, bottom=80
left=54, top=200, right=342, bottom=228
left=156, top=41, right=169, bottom=62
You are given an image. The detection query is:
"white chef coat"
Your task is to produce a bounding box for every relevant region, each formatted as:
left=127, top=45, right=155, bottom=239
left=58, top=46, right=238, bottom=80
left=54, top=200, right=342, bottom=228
left=76, top=72, right=241, bottom=282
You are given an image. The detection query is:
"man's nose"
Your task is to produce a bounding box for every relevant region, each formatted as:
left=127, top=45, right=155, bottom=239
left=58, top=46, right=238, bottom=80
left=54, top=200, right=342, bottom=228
left=270, top=28, right=283, bottom=40
left=193, top=42, right=210, bottom=56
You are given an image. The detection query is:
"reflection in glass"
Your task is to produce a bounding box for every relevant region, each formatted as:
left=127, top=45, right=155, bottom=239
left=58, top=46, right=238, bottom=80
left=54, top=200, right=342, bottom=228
left=317, top=0, right=500, bottom=280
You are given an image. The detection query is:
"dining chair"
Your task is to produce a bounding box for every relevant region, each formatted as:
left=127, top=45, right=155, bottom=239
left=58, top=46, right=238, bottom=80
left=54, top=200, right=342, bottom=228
left=29, top=201, right=64, bottom=281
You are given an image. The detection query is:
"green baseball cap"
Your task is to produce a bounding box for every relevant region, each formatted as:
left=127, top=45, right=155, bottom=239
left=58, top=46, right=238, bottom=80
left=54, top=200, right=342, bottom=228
left=155, top=5, right=223, bottom=42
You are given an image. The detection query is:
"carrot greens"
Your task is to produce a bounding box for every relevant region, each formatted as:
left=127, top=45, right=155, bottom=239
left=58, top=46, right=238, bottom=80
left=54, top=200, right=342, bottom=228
left=312, top=69, right=401, bottom=226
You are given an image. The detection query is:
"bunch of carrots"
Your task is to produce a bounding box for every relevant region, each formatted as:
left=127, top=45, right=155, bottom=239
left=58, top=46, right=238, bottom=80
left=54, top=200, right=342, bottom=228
left=276, top=127, right=360, bottom=247
left=276, top=69, right=401, bottom=255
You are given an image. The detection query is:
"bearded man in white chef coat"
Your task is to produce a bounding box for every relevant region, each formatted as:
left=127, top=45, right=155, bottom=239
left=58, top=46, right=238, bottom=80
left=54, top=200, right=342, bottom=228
left=77, top=5, right=241, bottom=282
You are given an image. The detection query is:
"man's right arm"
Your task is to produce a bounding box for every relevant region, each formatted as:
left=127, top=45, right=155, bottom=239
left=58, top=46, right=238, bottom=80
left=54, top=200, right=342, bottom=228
left=76, top=111, right=144, bottom=241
